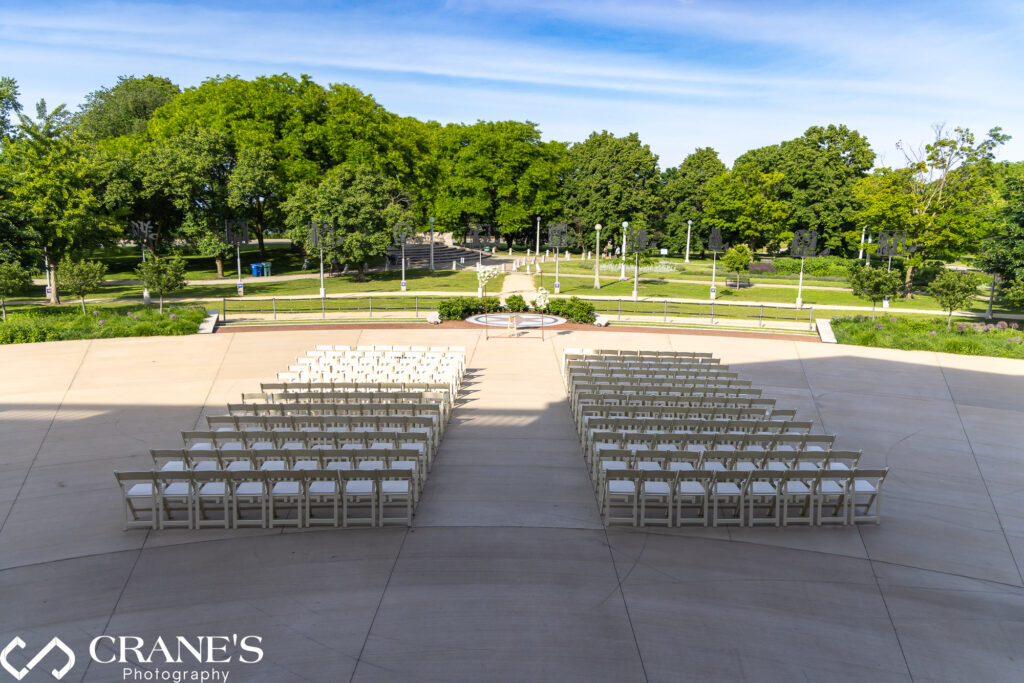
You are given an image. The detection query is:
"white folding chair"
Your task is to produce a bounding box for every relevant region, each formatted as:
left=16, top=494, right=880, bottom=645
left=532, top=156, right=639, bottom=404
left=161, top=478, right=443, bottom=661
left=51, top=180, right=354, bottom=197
left=115, top=471, right=159, bottom=530
left=850, top=469, right=888, bottom=524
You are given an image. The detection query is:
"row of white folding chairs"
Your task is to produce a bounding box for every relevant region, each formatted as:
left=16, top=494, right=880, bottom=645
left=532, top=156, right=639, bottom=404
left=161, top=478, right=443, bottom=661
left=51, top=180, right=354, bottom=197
left=152, top=446, right=425, bottom=474
left=601, top=468, right=887, bottom=527
left=181, top=430, right=432, bottom=461
left=588, top=432, right=836, bottom=462
left=578, top=405, right=784, bottom=425
left=225, top=401, right=442, bottom=421
left=568, top=367, right=738, bottom=381
left=303, top=349, right=465, bottom=371
left=573, top=394, right=785, bottom=422
left=150, top=448, right=426, bottom=500
left=570, top=382, right=761, bottom=408
left=278, top=369, right=458, bottom=391
left=591, top=449, right=861, bottom=487
left=585, top=421, right=819, bottom=454
left=562, top=348, right=717, bottom=371
left=563, top=360, right=729, bottom=385
left=315, top=344, right=466, bottom=354
left=116, top=468, right=414, bottom=530
left=205, top=415, right=440, bottom=446
left=260, top=381, right=453, bottom=399
left=581, top=418, right=812, bottom=443
left=310, top=347, right=466, bottom=373
left=241, top=390, right=452, bottom=418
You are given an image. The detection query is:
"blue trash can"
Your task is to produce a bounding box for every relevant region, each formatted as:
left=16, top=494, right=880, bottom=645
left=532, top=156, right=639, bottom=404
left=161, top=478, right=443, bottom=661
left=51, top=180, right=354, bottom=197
left=250, top=263, right=263, bottom=277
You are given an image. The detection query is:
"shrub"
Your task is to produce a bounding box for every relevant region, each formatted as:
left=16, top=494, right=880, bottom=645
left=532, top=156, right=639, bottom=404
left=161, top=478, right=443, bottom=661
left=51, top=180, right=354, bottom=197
left=436, top=296, right=500, bottom=320
left=546, top=297, right=596, bottom=324
left=831, top=315, right=1024, bottom=359
left=772, top=255, right=855, bottom=277
left=505, top=294, right=528, bottom=312
left=0, top=306, right=205, bottom=345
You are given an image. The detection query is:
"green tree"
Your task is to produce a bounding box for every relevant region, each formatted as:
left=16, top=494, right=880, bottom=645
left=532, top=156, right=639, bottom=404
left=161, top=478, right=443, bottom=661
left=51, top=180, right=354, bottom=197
left=431, top=120, right=565, bottom=245
left=76, top=75, right=180, bottom=140
left=849, top=264, right=903, bottom=320
left=977, top=176, right=1024, bottom=283
left=0, top=261, right=31, bottom=320
left=283, top=165, right=414, bottom=281
left=1000, top=280, right=1024, bottom=310
left=4, top=101, right=119, bottom=303
left=139, top=126, right=235, bottom=276
left=561, top=131, right=661, bottom=252
left=736, top=124, right=874, bottom=254
left=227, top=147, right=283, bottom=259
left=721, top=245, right=753, bottom=285
left=929, top=269, right=982, bottom=330
left=135, top=254, right=187, bottom=313
left=0, top=76, right=22, bottom=142
left=703, top=162, right=790, bottom=251
left=660, top=147, right=727, bottom=255
left=57, top=258, right=107, bottom=313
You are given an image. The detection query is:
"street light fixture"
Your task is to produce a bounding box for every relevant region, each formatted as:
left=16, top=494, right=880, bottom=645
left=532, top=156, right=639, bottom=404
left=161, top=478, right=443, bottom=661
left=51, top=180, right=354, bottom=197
left=593, top=224, right=602, bottom=289
left=429, top=216, right=435, bottom=270
left=223, top=219, right=250, bottom=296
left=685, top=219, right=692, bottom=263
left=625, top=223, right=649, bottom=301
left=548, top=222, right=569, bottom=294
left=620, top=221, right=628, bottom=281
left=708, top=227, right=725, bottom=300
left=129, top=219, right=154, bottom=305
left=790, top=229, right=830, bottom=308
left=394, top=221, right=414, bottom=292
left=308, top=220, right=335, bottom=299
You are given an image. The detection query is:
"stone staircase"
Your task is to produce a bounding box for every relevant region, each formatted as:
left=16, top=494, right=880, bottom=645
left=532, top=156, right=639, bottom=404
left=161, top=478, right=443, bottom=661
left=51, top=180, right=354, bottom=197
left=387, top=243, right=494, bottom=269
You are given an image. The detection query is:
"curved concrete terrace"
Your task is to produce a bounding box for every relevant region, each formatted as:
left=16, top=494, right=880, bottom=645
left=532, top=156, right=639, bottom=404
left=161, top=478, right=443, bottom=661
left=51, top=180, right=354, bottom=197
left=1, top=328, right=1022, bottom=682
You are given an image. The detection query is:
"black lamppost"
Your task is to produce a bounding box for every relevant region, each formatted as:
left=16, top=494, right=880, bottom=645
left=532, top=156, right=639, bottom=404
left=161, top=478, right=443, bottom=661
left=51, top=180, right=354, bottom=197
left=223, top=219, right=249, bottom=296
left=790, top=229, right=830, bottom=308
left=708, top=227, right=726, bottom=300
left=393, top=221, right=413, bottom=292
left=129, top=220, right=154, bottom=304
left=548, top=222, right=568, bottom=294
left=626, top=223, right=649, bottom=301
left=308, top=221, right=336, bottom=299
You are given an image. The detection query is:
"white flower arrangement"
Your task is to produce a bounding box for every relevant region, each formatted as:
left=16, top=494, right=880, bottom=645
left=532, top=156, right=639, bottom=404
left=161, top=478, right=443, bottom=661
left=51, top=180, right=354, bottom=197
left=476, top=265, right=500, bottom=288
left=534, top=286, right=549, bottom=311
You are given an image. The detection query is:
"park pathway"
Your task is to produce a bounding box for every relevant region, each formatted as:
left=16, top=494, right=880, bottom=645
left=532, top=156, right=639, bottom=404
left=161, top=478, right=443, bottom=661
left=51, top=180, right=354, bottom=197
left=497, top=271, right=536, bottom=303
left=412, top=334, right=603, bottom=529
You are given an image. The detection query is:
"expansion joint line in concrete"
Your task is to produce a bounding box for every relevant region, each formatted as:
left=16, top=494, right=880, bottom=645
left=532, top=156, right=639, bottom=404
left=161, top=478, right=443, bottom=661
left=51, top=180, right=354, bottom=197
left=348, top=528, right=410, bottom=683
left=0, top=340, right=94, bottom=536
left=935, top=359, right=1024, bottom=588
left=792, top=343, right=914, bottom=680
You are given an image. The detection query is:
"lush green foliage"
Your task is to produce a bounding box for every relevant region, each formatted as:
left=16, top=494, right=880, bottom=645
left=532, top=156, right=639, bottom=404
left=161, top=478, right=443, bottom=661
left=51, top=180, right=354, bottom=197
left=771, top=255, right=855, bottom=277
left=660, top=147, right=727, bottom=255
left=545, top=296, right=597, bottom=323
left=76, top=75, right=180, bottom=140
left=721, top=245, right=753, bottom=280
left=929, top=269, right=982, bottom=329
left=135, top=254, right=187, bottom=312
left=0, top=260, right=31, bottom=319
left=832, top=315, right=1024, bottom=359
left=848, top=265, right=903, bottom=319
left=436, top=296, right=501, bottom=320
left=0, top=305, right=206, bottom=344
left=57, top=258, right=107, bottom=312
left=505, top=294, right=528, bottom=312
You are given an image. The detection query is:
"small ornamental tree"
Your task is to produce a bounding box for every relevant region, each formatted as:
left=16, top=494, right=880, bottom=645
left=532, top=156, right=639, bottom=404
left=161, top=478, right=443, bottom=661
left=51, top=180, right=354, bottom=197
left=135, top=255, right=188, bottom=313
left=721, top=245, right=753, bottom=285
left=849, top=264, right=903, bottom=320
left=929, top=269, right=982, bottom=330
left=57, top=259, right=107, bottom=313
left=0, top=262, right=32, bottom=320
left=1001, top=280, right=1024, bottom=310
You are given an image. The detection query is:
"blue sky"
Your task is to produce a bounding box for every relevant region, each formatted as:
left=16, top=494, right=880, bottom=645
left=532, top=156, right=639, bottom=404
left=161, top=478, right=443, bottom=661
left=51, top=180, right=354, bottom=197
left=2, top=0, right=1021, bottom=166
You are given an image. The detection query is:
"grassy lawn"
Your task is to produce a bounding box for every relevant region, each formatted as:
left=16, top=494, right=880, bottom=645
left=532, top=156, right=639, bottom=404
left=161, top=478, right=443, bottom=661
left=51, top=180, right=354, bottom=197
left=16, top=268, right=489, bottom=303
left=87, top=242, right=313, bottom=280
left=536, top=271, right=1008, bottom=314
left=833, top=315, right=1024, bottom=359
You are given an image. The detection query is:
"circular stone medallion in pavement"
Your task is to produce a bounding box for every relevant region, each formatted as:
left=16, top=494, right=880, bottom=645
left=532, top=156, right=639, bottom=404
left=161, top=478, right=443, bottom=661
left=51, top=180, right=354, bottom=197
left=465, top=312, right=566, bottom=327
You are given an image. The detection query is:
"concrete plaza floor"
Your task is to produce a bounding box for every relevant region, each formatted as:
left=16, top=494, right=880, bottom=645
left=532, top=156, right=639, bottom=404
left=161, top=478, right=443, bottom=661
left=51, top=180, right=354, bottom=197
left=1, top=327, right=1023, bottom=682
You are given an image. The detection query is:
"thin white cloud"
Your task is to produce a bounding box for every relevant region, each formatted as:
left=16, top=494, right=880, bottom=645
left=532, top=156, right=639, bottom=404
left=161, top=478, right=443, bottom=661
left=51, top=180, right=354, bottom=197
left=1, top=1, right=1020, bottom=166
